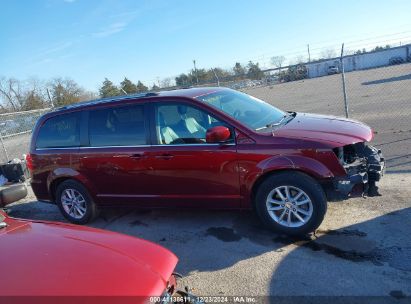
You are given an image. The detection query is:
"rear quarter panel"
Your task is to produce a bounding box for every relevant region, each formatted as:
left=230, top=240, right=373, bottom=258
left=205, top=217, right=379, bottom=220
left=30, top=149, right=73, bottom=201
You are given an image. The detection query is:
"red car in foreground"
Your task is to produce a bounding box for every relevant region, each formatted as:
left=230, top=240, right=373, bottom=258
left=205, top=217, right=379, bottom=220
left=0, top=210, right=194, bottom=303
left=27, top=87, right=384, bottom=235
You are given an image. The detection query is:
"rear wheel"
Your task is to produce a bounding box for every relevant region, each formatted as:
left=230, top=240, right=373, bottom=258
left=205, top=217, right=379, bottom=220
left=255, top=171, right=327, bottom=235
left=56, top=180, right=98, bottom=224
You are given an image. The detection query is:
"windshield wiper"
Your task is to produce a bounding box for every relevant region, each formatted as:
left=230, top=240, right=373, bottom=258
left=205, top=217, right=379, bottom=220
left=256, top=114, right=289, bottom=131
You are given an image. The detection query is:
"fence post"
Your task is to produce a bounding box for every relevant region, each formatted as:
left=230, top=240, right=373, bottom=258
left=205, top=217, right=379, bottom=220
left=0, top=131, right=9, bottom=162
left=340, top=43, right=349, bottom=118
left=47, top=88, right=55, bottom=108
left=213, top=69, right=220, bottom=86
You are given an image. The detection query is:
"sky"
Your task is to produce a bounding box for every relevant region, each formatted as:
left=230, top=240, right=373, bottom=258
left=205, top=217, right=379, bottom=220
left=1, top=0, right=411, bottom=91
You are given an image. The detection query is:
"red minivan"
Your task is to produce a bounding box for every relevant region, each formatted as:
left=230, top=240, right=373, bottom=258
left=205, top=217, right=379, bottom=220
left=28, top=88, right=384, bottom=235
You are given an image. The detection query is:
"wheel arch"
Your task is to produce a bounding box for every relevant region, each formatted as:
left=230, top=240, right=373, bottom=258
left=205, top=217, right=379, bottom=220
left=246, top=154, right=334, bottom=209
left=250, top=169, right=321, bottom=209
left=49, top=177, right=72, bottom=202
left=47, top=169, right=97, bottom=203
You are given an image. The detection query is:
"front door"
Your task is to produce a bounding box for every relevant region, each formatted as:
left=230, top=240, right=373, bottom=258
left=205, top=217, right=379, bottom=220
left=148, top=102, right=241, bottom=208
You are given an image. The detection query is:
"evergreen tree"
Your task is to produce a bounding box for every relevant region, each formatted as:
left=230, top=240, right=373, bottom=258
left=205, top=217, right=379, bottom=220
left=247, top=61, right=264, bottom=80
left=49, top=78, right=84, bottom=107
left=175, top=73, right=190, bottom=86
left=120, top=77, right=137, bottom=94
left=136, top=81, right=148, bottom=92
left=233, top=62, right=246, bottom=79
left=99, top=78, right=120, bottom=98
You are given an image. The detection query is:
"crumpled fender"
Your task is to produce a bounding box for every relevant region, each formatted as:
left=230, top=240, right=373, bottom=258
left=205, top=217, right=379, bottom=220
left=257, top=155, right=335, bottom=179
left=279, top=155, right=335, bottom=179
left=242, top=155, right=335, bottom=207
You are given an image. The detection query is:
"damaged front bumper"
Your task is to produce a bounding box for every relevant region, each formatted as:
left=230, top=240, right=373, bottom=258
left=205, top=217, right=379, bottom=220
left=327, top=144, right=385, bottom=200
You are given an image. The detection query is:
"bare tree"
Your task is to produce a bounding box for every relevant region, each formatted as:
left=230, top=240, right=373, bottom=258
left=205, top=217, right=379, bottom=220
left=271, top=56, right=286, bottom=71
left=79, top=90, right=97, bottom=102
left=160, top=77, right=173, bottom=88
left=321, top=48, right=337, bottom=59
left=342, top=49, right=356, bottom=56
left=22, top=77, right=48, bottom=110
left=0, top=77, right=25, bottom=111
left=292, top=55, right=305, bottom=65
left=0, top=76, right=97, bottom=111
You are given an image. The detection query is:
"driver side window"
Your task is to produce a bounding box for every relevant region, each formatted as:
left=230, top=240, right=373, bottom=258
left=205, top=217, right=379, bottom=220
left=155, top=103, right=225, bottom=145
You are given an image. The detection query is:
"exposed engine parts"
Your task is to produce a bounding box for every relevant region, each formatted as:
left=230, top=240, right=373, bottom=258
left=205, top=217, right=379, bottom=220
left=333, top=142, right=385, bottom=197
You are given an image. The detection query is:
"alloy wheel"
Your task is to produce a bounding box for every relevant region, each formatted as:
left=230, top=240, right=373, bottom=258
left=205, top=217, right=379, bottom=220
left=265, top=185, right=313, bottom=228
left=61, top=188, right=87, bottom=219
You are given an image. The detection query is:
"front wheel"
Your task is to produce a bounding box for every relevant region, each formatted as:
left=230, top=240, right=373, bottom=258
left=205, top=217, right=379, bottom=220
left=255, top=172, right=327, bottom=235
left=55, top=180, right=98, bottom=224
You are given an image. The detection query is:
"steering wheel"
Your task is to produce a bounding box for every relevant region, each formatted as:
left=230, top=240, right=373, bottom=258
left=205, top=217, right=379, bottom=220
left=233, top=110, right=241, bottom=119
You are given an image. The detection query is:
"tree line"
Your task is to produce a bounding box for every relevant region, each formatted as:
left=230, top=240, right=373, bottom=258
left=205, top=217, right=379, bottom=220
left=0, top=77, right=96, bottom=113
left=0, top=61, right=265, bottom=112
left=0, top=76, right=155, bottom=112
left=174, top=61, right=264, bottom=86
left=1, top=44, right=393, bottom=113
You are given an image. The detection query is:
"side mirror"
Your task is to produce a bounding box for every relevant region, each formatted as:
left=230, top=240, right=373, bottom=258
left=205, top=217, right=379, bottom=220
left=206, top=126, right=231, bottom=143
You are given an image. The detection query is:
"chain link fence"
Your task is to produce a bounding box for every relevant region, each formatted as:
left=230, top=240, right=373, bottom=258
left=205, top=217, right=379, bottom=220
left=0, top=108, right=51, bottom=162
left=241, top=48, right=411, bottom=173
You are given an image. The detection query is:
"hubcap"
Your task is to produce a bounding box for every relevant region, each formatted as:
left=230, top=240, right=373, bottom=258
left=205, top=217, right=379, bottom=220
left=61, top=189, right=87, bottom=219
left=266, top=185, right=313, bottom=228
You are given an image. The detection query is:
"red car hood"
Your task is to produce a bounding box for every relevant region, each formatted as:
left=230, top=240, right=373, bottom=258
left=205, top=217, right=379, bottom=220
left=0, top=215, right=178, bottom=297
left=272, top=113, right=373, bottom=146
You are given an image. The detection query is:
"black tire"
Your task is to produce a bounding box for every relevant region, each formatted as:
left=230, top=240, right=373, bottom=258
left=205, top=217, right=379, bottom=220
left=254, top=171, right=327, bottom=236
left=55, top=179, right=98, bottom=224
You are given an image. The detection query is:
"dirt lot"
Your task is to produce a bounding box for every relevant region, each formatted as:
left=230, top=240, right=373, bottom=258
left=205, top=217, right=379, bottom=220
left=3, top=63, right=411, bottom=301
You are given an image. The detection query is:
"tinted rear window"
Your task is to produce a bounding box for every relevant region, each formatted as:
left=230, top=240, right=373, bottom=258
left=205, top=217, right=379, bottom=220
left=36, top=112, right=80, bottom=148
left=89, top=104, right=146, bottom=146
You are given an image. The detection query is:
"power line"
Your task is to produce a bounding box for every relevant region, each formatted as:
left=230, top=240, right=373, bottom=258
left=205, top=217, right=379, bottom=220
left=242, top=30, right=411, bottom=64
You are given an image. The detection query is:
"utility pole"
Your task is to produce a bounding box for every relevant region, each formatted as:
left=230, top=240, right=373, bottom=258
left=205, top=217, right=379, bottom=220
left=307, top=44, right=311, bottom=62
left=213, top=69, right=220, bottom=86
left=193, top=60, right=199, bottom=85
left=46, top=88, right=54, bottom=108
left=340, top=43, right=349, bottom=118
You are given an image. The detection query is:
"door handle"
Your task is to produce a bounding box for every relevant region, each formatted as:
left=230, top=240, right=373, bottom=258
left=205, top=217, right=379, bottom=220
left=130, top=153, right=143, bottom=159
left=154, top=154, right=174, bottom=160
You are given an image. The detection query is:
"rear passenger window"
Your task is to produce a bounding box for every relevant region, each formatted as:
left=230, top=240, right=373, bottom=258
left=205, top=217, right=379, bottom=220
left=89, top=104, right=146, bottom=146
left=36, top=112, right=80, bottom=149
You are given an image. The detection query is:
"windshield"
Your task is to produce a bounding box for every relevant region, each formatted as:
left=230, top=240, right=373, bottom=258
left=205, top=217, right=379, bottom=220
left=196, top=90, right=287, bottom=131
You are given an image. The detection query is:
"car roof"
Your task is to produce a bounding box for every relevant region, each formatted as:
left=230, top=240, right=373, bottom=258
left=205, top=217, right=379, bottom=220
left=56, top=87, right=226, bottom=111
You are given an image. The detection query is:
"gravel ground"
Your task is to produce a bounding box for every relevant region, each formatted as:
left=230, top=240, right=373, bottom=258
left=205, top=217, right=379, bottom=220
left=7, top=171, right=411, bottom=300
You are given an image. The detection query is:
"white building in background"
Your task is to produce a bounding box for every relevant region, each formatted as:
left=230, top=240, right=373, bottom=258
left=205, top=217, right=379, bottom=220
left=306, top=44, right=411, bottom=78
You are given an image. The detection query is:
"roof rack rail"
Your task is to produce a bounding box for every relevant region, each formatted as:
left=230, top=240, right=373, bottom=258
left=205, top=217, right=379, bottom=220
left=56, top=91, right=159, bottom=111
